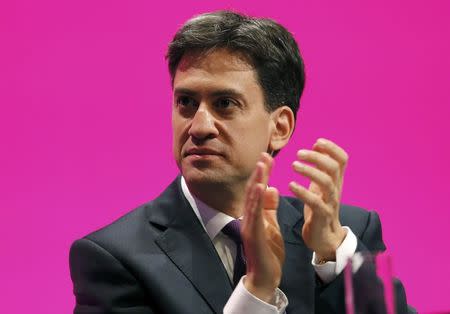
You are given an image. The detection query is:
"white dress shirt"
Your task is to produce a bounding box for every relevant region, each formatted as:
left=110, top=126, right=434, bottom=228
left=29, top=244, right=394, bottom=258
left=180, top=177, right=357, bottom=314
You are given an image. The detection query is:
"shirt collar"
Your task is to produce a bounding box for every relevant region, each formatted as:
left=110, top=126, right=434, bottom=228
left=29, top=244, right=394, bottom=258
left=180, top=176, right=235, bottom=241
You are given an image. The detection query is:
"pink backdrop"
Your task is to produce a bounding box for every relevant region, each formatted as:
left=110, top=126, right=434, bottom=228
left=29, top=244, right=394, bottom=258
left=1, top=1, right=449, bottom=313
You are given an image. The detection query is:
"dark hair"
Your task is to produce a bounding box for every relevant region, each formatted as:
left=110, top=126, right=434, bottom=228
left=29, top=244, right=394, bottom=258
left=166, top=10, right=305, bottom=121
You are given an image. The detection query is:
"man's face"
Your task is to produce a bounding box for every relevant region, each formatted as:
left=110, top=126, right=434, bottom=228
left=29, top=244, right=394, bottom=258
left=172, top=48, right=273, bottom=188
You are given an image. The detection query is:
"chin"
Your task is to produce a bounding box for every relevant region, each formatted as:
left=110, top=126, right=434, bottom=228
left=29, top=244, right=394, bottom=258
left=180, top=157, right=219, bottom=180
left=182, top=168, right=223, bottom=186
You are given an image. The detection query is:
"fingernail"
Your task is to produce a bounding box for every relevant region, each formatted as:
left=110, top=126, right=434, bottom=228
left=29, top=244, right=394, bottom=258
left=297, top=150, right=308, bottom=158
left=292, top=160, right=304, bottom=169
left=317, top=138, right=327, bottom=145
left=261, top=152, right=272, bottom=162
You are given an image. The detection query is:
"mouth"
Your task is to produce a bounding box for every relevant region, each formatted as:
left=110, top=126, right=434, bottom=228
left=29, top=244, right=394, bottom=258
left=184, top=148, right=222, bottom=158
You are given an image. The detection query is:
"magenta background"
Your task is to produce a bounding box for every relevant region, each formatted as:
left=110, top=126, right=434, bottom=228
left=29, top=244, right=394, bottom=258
left=1, top=1, right=449, bottom=313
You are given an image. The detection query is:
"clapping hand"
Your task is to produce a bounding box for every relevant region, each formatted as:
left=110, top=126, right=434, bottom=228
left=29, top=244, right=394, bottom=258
left=289, top=138, right=348, bottom=261
left=241, top=152, right=285, bottom=302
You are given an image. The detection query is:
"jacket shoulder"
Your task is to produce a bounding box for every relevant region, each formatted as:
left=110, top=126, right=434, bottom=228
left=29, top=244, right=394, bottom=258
left=72, top=177, right=183, bottom=256
left=73, top=202, right=155, bottom=256
left=282, top=196, right=381, bottom=239
left=283, top=196, right=372, bottom=216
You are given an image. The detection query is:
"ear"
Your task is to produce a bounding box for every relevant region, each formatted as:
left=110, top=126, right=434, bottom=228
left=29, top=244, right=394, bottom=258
left=268, top=106, right=295, bottom=153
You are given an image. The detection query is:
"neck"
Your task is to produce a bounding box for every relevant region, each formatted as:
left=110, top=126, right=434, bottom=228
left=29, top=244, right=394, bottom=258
left=186, top=180, right=246, bottom=218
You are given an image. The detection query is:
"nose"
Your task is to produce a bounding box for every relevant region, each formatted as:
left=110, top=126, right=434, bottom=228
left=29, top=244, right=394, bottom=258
left=188, top=104, right=219, bottom=141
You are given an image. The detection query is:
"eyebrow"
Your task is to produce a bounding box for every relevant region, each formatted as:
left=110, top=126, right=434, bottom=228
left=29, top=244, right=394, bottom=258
left=173, top=87, right=245, bottom=99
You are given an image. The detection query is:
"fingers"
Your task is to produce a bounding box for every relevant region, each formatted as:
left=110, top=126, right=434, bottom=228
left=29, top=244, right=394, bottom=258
left=292, top=160, right=338, bottom=204
left=292, top=160, right=333, bottom=191
left=244, top=152, right=274, bottom=211
left=262, top=196, right=285, bottom=264
left=289, top=138, right=349, bottom=218
left=260, top=152, right=273, bottom=187
left=288, top=181, right=330, bottom=217
left=293, top=139, right=348, bottom=199
left=263, top=187, right=279, bottom=210
left=296, top=149, right=340, bottom=183
left=244, top=162, right=265, bottom=218
left=244, top=151, right=274, bottom=222
left=242, top=153, right=278, bottom=243
left=291, top=139, right=347, bottom=258
left=312, top=138, right=349, bottom=171
left=245, top=153, right=273, bottom=194
left=261, top=187, right=281, bottom=247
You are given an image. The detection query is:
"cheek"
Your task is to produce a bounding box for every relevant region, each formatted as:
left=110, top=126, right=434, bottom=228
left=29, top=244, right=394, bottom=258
left=171, top=114, right=185, bottom=141
left=231, top=119, right=271, bottom=160
left=240, top=116, right=271, bottom=143
left=171, top=122, right=183, bottom=156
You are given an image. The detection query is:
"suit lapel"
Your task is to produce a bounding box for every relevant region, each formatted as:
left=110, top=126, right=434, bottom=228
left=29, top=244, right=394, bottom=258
left=147, top=177, right=232, bottom=313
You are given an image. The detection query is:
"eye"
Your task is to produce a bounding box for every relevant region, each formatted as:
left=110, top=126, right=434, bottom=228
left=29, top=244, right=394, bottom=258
left=176, top=96, right=198, bottom=108
left=215, top=98, right=236, bottom=110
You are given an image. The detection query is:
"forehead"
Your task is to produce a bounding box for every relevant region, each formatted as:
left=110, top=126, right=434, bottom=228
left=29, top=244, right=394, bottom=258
left=178, top=48, right=254, bottom=72
left=173, top=48, right=260, bottom=91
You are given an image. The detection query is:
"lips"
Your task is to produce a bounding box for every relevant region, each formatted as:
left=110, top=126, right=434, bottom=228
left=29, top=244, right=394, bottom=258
left=184, top=147, right=222, bottom=157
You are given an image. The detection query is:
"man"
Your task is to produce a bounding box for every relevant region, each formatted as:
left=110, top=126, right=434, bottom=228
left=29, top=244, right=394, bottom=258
left=70, top=10, right=411, bottom=313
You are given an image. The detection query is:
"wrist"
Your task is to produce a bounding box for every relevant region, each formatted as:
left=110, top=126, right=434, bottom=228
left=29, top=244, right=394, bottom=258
left=244, top=275, right=277, bottom=303
left=316, top=227, right=347, bottom=262
left=315, top=252, right=336, bottom=263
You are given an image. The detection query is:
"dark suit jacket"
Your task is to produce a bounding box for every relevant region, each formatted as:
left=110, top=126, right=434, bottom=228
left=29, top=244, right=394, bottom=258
left=70, top=176, right=410, bottom=313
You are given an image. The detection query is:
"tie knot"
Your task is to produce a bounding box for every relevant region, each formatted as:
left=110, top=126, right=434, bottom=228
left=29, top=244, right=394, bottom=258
left=221, top=219, right=242, bottom=244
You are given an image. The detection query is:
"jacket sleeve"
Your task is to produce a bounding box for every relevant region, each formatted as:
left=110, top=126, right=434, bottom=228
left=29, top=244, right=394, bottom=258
left=69, top=238, right=154, bottom=314
left=359, top=210, right=386, bottom=252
